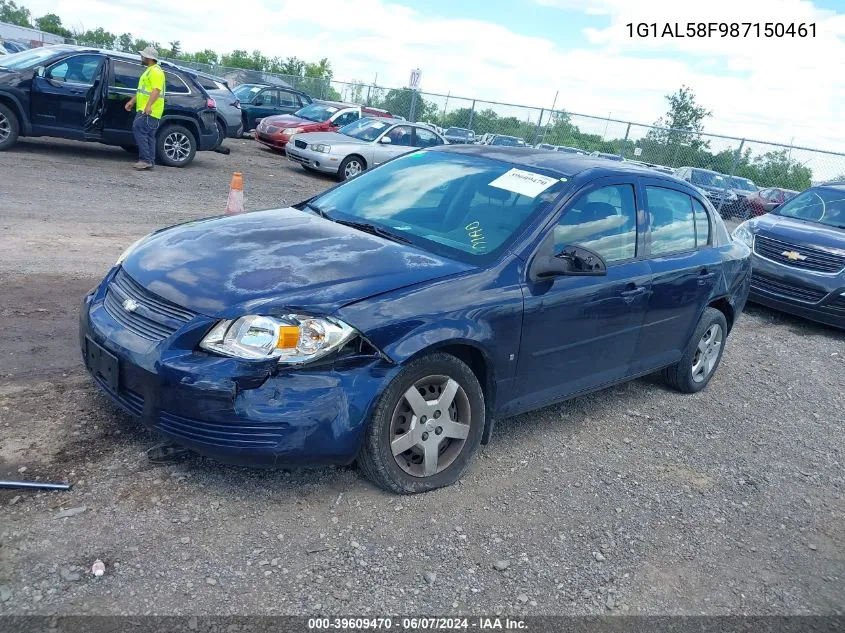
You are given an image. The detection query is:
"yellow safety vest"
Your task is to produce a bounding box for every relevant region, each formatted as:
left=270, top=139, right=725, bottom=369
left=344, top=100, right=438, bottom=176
left=136, top=64, right=166, bottom=119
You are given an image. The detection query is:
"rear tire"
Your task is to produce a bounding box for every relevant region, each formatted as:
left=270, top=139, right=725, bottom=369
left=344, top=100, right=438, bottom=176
left=213, top=119, right=226, bottom=150
left=0, top=103, right=21, bottom=151
left=357, top=353, right=485, bottom=494
left=662, top=307, right=728, bottom=393
left=156, top=124, right=196, bottom=167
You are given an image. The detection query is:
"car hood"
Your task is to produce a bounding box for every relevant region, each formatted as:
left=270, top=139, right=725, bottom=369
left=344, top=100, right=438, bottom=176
left=120, top=208, right=473, bottom=318
left=750, top=213, right=845, bottom=256
left=260, top=114, right=311, bottom=127
left=292, top=131, right=367, bottom=146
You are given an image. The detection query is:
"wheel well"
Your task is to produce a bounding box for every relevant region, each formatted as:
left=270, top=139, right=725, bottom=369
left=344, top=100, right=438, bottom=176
left=159, top=119, right=198, bottom=144
left=436, top=344, right=491, bottom=408
left=709, top=297, right=735, bottom=332
left=344, top=154, right=367, bottom=169
left=0, top=95, right=24, bottom=129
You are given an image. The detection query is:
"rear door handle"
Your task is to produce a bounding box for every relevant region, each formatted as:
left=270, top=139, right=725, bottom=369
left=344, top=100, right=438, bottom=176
left=698, top=269, right=716, bottom=285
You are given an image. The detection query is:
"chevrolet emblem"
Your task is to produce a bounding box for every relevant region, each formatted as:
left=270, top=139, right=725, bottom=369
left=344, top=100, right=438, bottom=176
left=122, top=298, right=139, bottom=312
left=781, top=250, right=807, bottom=261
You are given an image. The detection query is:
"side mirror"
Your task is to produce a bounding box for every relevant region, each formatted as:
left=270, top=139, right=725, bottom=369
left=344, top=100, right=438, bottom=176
left=34, top=66, right=45, bottom=78
left=253, top=98, right=264, bottom=106
left=529, top=244, right=607, bottom=282
left=380, top=136, right=392, bottom=144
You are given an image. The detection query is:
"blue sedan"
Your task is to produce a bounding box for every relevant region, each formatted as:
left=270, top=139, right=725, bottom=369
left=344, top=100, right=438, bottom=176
left=80, top=147, right=751, bottom=493
left=733, top=181, right=845, bottom=329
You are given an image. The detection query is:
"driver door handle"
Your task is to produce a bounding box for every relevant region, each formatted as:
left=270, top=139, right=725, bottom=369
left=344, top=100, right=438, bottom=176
left=620, top=284, right=646, bottom=302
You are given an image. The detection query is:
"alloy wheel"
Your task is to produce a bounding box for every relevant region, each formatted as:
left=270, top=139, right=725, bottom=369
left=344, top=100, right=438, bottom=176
left=389, top=375, right=471, bottom=477
left=344, top=159, right=363, bottom=178
left=691, top=323, right=723, bottom=383
left=163, top=132, right=191, bottom=163
left=0, top=112, right=10, bottom=144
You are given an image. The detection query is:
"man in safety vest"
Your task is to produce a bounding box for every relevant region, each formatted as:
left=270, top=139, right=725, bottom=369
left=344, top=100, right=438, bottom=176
left=124, top=46, right=165, bottom=170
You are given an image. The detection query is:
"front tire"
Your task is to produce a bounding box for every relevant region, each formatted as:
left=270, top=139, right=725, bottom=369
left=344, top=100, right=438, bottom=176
left=338, top=155, right=365, bottom=181
left=662, top=307, right=728, bottom=393
left=156, top=124, right=196, bottom=167
left=358, top=353, right=485, bottom=494
left=0, top=103, right=21, bottom=151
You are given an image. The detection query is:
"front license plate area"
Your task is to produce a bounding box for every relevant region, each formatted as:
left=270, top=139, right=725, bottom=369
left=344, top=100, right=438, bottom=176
left=86, top=336, right=119, bottom=393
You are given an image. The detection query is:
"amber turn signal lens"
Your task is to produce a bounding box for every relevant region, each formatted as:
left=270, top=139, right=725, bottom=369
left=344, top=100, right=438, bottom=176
left=277, top=325, right=300, bottom=349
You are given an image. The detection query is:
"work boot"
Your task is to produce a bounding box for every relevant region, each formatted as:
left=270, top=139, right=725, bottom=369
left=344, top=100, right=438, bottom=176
left=131, top=161, right=147, bottom=169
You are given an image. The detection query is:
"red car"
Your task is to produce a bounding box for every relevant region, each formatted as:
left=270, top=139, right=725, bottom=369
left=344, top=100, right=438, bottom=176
left=746, top=187, right=800, bottom=216
left=255, top=101, right=396, bottom=151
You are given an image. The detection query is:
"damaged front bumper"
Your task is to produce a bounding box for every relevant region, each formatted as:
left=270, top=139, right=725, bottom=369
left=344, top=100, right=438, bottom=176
left=79, top=269, right=398, bottom=467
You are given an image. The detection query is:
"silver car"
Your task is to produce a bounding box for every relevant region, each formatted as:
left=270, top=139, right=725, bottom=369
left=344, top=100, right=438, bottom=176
left=186, top=70, right=243, bottom=147
left=286, top=117, right=448, bottom=180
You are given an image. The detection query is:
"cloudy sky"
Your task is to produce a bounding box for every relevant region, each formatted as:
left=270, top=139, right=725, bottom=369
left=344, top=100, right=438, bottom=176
left=18, top=0, right=845, bottom=158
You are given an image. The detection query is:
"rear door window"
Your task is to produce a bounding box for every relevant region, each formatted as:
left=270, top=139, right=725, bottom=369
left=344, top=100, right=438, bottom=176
left=691, top=198, right=711, bottom=247
left=111, top=60, right=144, bottom=89
left=413, top=127, right=442, bottom=148
left=646, top=187, right=697, bottom=255
left=278, top=90, right=299, bottom=107
left=164, top=71, right=190, bottom=94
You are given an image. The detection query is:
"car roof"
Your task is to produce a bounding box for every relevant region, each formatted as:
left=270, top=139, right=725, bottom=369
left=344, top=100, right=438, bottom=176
left=686, top=166, right=725, bottom=175
left=433, top=145, right=698, bottom=181
left=361, top=116, right=432, bottom=128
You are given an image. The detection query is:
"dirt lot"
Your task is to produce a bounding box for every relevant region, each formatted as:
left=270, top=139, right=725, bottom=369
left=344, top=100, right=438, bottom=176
left=0, top=137, right=843, bottom=617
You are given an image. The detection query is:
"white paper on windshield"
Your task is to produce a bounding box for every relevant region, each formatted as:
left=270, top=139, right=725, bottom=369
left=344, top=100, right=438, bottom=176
left=488, top=168, right=558, bottom=198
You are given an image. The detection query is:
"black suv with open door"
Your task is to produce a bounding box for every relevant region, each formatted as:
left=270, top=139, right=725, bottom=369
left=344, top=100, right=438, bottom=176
left=0, top=45, right=218, bottom=167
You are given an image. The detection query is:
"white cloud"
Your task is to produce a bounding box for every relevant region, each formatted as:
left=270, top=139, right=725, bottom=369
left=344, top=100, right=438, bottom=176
left=18, top=0, right=845, bottom=173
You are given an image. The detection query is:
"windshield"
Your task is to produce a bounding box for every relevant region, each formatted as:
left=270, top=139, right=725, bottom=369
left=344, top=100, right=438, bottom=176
left=309, top=150, right=569, bottom=264
left=691, top=170, right=727, bottom=188
left=491, top=136, right=525, bottom=147
left=338, top=118, right=390, bottom=141
left=445, top=128, right=470, bottom=138
left=729, top=177, right=756, bottom=192
left=232, top=85, right=264, bottom=101
left=294, top=102, right=340, bottom=123
left=775, top=188, right=845, bottom=229
left=0, top=46, right=67, bottom=69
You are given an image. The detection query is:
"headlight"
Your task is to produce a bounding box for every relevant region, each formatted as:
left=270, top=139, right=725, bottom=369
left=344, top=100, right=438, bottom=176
left=200, top=314, right=356, bottom=364
left=732, top=222, right=754, bottom=248
left=116, top=233, right=152, bottom=265
left=283, top=127, right=304, bottom=135
left=312, top=144, right=331, bottom=153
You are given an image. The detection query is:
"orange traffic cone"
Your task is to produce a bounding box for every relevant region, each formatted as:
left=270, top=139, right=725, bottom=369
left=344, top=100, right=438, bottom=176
left=225, top=172, right=245, bottom=215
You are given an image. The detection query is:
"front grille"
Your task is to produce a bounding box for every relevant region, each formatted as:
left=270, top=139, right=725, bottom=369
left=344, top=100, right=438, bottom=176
left=754, top=235, right=845, bottom=274
left=104, top=269, right=196, bottom=342
left=287, top=151, right=308, bottom=165
left=294, top=139, right=307, bottom=149
left=750, top=272, right=827, bottom=303
left=159, top=410, right=285, bottom=449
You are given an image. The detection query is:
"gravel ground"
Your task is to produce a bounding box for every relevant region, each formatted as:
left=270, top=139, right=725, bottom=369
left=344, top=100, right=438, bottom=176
left=0, top=136, right=843, bottom=617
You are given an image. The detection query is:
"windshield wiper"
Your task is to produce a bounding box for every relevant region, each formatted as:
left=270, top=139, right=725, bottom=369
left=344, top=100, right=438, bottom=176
left=335, top=220, right=413, bottom=245
left=305, top=202, right=331, bottom=220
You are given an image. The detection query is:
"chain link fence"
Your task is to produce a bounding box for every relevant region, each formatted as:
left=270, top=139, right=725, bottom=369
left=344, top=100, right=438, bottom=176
left=165, top=58, right=845, bottom=211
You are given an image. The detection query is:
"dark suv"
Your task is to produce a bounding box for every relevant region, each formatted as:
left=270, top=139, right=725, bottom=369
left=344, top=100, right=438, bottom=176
left=0, top=45, right=218, bottom=167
